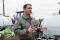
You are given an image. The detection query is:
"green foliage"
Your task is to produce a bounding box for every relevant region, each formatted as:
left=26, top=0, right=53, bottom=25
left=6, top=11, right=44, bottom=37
left=35, top=18, right=44, bottom=32
left=0, top=26, right=15, bottom=39
left=39, top=18, right=44, bottom=27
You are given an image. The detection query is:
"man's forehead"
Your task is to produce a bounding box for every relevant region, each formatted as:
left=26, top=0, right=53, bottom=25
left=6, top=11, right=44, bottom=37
left=26, top=5, right=32, bottom=8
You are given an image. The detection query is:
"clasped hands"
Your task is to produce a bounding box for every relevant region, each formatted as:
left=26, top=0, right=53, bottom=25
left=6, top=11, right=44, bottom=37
left=27, top=25, right=45, bottom=33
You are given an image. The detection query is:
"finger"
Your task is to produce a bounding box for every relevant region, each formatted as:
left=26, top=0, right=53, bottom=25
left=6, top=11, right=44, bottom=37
left=32, top=30, right=36, bottom=32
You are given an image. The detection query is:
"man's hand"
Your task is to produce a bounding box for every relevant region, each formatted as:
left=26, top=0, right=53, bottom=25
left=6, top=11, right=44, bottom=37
left=35, top=25, right=46, bottom=32
left=39, top=25, right=47, bottom=32
left=28, top=26, right=36, bottom=33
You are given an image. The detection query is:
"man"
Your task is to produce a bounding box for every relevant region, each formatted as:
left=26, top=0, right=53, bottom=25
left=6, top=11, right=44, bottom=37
left=14, top=4, right=42, bottom=40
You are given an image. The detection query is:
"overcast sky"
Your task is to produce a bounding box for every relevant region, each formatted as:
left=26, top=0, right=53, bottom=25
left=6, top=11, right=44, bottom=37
left=0, top=0, right=60, bottom=18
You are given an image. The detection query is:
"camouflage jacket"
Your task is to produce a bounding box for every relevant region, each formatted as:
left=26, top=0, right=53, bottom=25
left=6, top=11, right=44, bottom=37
left=14, top=15, right=39, bottom=40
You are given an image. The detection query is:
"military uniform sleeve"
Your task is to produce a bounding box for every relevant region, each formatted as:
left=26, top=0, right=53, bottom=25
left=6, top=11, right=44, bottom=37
left=14, top=18, right=27, bottom=35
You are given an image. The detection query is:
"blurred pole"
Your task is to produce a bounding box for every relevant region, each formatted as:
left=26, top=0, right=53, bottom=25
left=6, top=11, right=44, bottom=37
left=58, top=2, right=60, bottom=15
left=2, top=0, right=5, bottom=16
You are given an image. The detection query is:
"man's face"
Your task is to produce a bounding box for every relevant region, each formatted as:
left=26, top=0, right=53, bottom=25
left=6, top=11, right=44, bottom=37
left=24, top=5, right=32, bottom=15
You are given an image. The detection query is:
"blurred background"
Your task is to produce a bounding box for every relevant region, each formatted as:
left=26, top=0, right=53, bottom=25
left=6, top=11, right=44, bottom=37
left=0, top=0, right=60, bottom=18
left=0, top=0, right=60, bottom=40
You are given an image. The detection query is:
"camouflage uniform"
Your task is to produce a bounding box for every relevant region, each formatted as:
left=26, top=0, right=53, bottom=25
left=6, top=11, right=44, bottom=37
left=14, top=15, right=39, bottom=40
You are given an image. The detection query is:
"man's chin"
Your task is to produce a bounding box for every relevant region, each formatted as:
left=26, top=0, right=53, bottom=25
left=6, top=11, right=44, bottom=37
left=28, top=14, right=30, bottom=15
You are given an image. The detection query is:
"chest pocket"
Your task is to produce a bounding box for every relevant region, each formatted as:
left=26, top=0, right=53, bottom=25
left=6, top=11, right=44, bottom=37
left=21, top=21, right=26, bottom=29
left=21, top=19, right=30, bottom=29
left=20, top=16, right=33, bottom=29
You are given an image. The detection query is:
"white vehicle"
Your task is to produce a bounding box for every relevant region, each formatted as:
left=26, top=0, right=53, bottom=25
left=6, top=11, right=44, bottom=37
left=0, top=15, right=13, bottom=28
left=41, top=15, right=60, bottom=40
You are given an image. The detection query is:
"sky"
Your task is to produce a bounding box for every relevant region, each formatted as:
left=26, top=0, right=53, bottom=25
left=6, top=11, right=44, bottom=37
left=0, top=0, right=60, bottom=18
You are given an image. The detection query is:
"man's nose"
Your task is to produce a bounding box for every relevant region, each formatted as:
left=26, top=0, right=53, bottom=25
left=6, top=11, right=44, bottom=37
left=29, top=8, right=32, bottom=10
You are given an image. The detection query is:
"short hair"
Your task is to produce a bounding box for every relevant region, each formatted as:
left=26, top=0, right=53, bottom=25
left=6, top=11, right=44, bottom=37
left=23, top=4, right=32, bottom=9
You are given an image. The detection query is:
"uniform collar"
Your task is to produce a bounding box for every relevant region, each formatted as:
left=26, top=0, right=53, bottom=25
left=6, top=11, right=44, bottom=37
left=22, top=15, right=32, bottom=20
